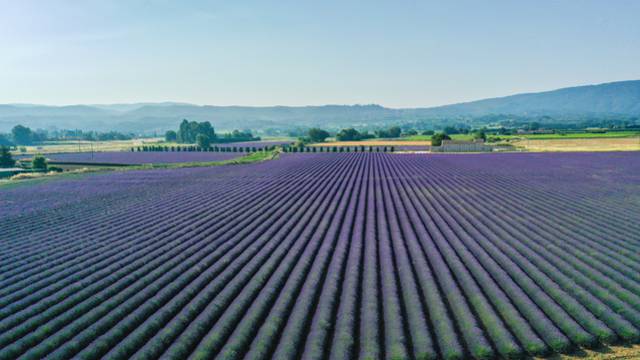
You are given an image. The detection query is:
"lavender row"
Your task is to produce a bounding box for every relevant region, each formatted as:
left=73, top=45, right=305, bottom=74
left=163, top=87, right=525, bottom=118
left=1, top=151, right=639, bottom=360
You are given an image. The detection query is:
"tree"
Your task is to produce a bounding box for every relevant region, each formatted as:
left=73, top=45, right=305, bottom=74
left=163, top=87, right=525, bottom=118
left=307, top=128, right=330, bottom=142
left=431, top=133, right=451, bottom=146
left=165, top=130, right=177, bottom=142
left=443, top=126, right=459, bottom=135
left=336, top=128, right=362, bottom=141
left=178, top=119, right=192, bottom=143
left=175, top=119, right=223, bottom=144
left=0, top=146, right=16, bottom=168
left=196, top=134, right=211, bottom=149
left=375, top=126, right=401, bottom=138
left=197, top=121, right=217, bottom=140
left=421, top=130, right=435, bottom=136
left=32, top=154, right=47, bottom=170
left=472, top=129, right=487, bottom=142
left=403, top=129, right=418, bottom=136
left=387, top=126, right=402, bottom=138
left=12, top=125, right=33, bottom=145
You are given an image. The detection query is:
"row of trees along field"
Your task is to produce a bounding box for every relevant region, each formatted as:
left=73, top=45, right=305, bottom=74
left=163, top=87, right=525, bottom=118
left=301, top=126, right=487, bottom=146
left=283, top=145, right=396, bottom=153
left=132, top=145, right=277, bottom=153
left=0, top=126, right=135, bottom=146
left=165, top=120, right=260, bottom=148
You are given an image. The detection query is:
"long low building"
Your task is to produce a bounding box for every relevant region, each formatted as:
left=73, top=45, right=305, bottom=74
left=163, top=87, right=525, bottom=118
left=432, top=139, right=493, bottom=152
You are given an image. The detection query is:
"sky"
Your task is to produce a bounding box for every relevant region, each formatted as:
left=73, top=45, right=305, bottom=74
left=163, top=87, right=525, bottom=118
left=1, top=0, right=639, bottom=108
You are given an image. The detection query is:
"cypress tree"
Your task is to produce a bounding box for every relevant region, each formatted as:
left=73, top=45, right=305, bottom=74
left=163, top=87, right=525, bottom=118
left=0, top=146, right=16, bottom=168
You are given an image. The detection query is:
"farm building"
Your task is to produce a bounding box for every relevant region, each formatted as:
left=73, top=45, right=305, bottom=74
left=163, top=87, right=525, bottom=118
left=431, top=139, right=493, bottom=152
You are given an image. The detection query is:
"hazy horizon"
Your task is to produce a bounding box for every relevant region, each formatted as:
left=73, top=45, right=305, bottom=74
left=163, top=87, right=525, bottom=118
left=2, top=1, right=639, bottom=107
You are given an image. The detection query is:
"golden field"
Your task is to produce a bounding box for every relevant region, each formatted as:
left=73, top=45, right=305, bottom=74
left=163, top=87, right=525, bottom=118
left=541, top=343, right=640, bottom=359
left=514, top=137, right=640, bottom=152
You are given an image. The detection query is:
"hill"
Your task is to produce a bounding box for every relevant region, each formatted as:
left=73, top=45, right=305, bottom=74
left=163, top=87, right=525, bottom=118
left=1, top=80, right=638, bottom=133
left=420, top=80, right=640, bottom=117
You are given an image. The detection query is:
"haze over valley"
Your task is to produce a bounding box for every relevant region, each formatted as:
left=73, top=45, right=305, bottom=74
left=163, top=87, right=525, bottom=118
left=2, top=80, right=639, bottom=134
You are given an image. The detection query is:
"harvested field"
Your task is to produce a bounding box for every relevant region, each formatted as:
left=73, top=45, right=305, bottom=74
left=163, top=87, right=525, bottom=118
left=1, top=152, right=639, bottom=359
left=552, top=343, right=640, bottom=359
left=514, top=137, right=640, bottom=152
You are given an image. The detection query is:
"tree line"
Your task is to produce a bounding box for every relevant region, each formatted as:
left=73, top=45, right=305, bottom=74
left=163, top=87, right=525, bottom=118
left=300, top=126, right=487, bottom=146
left=0, top=125, right=135, bottom=146
left=165, top=120, right=260, bottom=148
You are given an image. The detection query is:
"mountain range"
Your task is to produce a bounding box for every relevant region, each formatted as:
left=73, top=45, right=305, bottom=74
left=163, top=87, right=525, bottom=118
left=1, top=80, right=639, bottom=134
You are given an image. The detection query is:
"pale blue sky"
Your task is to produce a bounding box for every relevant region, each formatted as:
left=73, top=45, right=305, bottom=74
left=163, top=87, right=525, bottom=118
left=1, top=0, right=639, bottom=107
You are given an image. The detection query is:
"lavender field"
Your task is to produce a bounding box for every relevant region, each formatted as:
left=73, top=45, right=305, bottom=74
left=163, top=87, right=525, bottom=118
left=34, top=151, right=241, bottom=165
left=217, top=140, right=293, bottom=149
left=1, top=152, right=639, bottom=359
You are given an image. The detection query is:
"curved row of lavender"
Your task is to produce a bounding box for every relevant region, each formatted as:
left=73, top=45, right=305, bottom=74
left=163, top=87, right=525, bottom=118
left=36, top=151, right=241, bottom=165
left=1, top=152, right=639, bottom=359
left=217, top=140, right=293, bottom=148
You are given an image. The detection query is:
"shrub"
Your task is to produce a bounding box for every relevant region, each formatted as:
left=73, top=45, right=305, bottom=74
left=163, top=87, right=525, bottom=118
left=165, top=130, right=177, bottom=142
left=431, top=133, right=452, bottom=146
left=32, top=154, right=48, bottom=170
